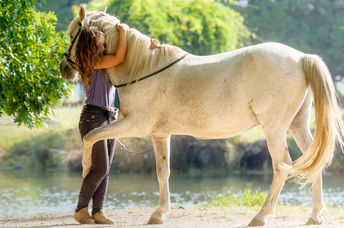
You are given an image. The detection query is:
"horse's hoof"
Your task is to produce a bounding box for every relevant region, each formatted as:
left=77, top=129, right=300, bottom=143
left=306, top=216, right=322, bottom=225
left=147, top=215, right=164, bottom=224
left=248, top=216, right=265, bottom=226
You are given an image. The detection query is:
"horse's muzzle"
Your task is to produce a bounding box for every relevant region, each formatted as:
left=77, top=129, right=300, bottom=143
left=60, top=60, right=78, bottom=80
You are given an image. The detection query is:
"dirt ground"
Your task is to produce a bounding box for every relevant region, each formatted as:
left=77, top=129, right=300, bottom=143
left=1, top=207, right=343, bottom=228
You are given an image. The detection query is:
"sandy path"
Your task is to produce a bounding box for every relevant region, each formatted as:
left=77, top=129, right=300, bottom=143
left=1, top=207, right=343, bottom=228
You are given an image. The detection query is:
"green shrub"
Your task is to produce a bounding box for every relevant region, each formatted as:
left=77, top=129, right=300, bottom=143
left=0, top=0, right=71, bottom=127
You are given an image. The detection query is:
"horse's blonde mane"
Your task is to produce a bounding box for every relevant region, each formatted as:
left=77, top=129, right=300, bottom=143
left=124, top=29, right=185, bottom=83
left=68, top=10, right=185, bottom=83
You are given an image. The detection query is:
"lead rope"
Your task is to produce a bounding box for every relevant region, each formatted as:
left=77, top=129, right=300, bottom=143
left=115, top=138, right=154, bottom=155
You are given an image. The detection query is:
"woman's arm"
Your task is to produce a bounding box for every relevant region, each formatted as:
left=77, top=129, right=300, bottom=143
left=95, top=23, right=129, bottom=69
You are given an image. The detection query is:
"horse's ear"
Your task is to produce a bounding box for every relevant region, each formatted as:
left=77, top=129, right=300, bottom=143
left=79, top=5, right=86, bottom=22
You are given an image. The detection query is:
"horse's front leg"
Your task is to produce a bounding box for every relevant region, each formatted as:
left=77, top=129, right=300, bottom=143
left=148, top=135, right=171, bottom=224
left=82, top=118, right=140, bottom=178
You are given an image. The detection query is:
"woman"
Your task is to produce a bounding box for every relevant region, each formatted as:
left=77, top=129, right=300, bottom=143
left=73, top=24, right=160, bottom=224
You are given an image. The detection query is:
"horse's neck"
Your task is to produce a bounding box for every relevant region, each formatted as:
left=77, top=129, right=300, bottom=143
left=107, top=36, right=185, bottom=86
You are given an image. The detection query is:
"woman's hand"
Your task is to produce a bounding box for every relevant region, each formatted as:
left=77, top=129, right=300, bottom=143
left=116, top=23, right=129, bottom=32
left=150, top=38, right=161, bottom=50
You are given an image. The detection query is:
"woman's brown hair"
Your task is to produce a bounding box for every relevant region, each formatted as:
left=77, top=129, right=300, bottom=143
left=75, top=26, right=105, bottom=85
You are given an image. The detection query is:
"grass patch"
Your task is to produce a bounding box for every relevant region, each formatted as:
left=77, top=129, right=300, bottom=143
left=207, top=187, right=344, bottom=215
left=0, top=105, right=81, bottom=151
left=235, top=126, right=265, bottom=143
left=207, top=187, right=266, bottom=208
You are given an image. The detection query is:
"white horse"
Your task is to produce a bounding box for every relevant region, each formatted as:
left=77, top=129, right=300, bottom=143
left=60, top=6, right=343, bottom=226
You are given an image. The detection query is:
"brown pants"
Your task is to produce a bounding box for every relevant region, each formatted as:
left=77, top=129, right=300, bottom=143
left=77, top=105, right=116, bottom=214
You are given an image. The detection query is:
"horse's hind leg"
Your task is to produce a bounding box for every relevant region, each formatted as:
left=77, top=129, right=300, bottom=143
left=148, top=135, right=171, bottom=224
left=248, top=128, right=292, bottom=226
left=288, top=93, right=324, bottom=225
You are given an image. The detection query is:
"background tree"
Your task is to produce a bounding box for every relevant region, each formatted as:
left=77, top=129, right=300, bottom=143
left=96, top=0, right=251, bottom=55
left=232, top=0, right=344, bottom=79
left=0, top=0, right=70, bottom=127
left=36, top=0, right=91, bottom=31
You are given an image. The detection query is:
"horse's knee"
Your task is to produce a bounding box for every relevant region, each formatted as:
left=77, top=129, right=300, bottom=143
left=272, top=158, right=292, bottom=181
left=275, top=163, right=291, bottom=176
left=157, top=166, right=170, bottom=182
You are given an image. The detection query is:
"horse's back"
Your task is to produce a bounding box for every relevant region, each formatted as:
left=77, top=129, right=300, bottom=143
left=169, top=42, right=307, bottom=112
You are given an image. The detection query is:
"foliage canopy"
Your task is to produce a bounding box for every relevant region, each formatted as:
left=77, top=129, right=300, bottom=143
left=102, top=0, right=251, bottom=55
left=0, top=0, right=70, bottom=127
left=235, top=0, right=344, bottom=78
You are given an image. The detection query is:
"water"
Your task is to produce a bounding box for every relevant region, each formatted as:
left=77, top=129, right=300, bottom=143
left=0, top=170, right=343, bottom=219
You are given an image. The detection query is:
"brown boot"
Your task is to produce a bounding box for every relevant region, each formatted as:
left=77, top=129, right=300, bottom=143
left=74, top=207, right=95, bottom=224
left=92, top=210, right=114, bottom=224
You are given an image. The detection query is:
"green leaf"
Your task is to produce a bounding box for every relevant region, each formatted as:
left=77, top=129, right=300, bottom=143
left=0, top=0, right=71, bottom=128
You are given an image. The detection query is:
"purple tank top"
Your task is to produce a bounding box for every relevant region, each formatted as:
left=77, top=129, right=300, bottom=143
left=83, top=69, right=116, bottom=108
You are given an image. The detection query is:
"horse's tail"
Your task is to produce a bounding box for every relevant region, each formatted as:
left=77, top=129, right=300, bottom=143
left=291, top=54, right=344, bottom=186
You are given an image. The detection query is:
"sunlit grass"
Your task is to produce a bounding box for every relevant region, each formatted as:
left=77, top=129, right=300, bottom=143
left=207, top=187, right=344, bottom=215
left=207, top=187, right=266, bottom=208
left=235, top=126, right=265, bottom=143
left=0, top=105, right=82, bottom=151
left=0, top=119, right=47, bottom=151
left=49, top=105, right=82, bottom=129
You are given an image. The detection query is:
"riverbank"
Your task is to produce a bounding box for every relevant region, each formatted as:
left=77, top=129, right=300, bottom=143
left=1, top=206, right=344, bottom=228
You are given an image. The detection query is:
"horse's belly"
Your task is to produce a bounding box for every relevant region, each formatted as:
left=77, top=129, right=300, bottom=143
left=181, top=120, right=259, bottom=139
left=155, top=104, right=259, bottom=139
